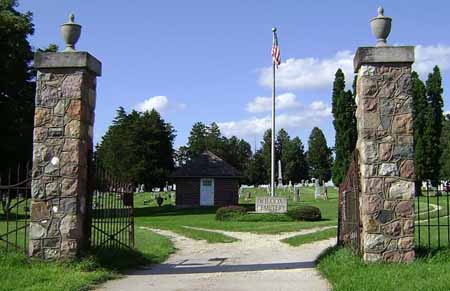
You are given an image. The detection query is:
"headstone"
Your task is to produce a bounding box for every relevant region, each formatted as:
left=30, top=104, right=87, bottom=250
left=322, top=181, right=328, bottom=200
left=255, top=196, right=288, bottom=213
left=314, top=179, right=321, bottom=199
left=245, top=192, right=251, bottom=202
left=294, top=188, right=300, bottom=202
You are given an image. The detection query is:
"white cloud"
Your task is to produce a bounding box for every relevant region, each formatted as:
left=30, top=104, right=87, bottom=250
left=218, top=101, right=332, bottom=138
left=135, top=96, right=186, bottom=113
left=414, top=45, right=450, bottom=77
left=257, top=44, right=450, bottom=91
left=246, top=92, right=301, bottom=113
left=258, top=50, right=354, bottom=90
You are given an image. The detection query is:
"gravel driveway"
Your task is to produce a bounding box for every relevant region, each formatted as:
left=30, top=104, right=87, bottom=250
left=98, top=227, right=335, bottom=291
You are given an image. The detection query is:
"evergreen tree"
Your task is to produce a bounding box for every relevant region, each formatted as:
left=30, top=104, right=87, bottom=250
left=425, top=66, right=444, bottom=183
left=283, top=137, right=309, bottom=183
left=206, top=122, right=223, bottom=153
left=247, top=150, right=267, bottom=186
left=411, top=71, right=428, bottom=183
left=222, top=136, right=252, bottom=173
left=187, top=122, right=208, bottom=158
left=261, top=129, right=274, bottom=175
left=440, top=114, right=450, bottom=181
left=331, top=68, right=356, bottom=186
left=307, top=127, right=332, bottom=183
left=96, top=108, right=175, bottom=189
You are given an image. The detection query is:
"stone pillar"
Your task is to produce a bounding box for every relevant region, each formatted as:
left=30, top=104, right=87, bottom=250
left=30, top=52, right=101, bottom=259
left=354, top=46, right=415, bottom=262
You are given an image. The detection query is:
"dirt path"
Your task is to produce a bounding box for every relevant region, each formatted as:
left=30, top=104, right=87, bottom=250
left=98, top=227, right=335, bottom=291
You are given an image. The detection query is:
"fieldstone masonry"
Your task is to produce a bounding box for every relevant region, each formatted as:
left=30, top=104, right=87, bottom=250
left=30, top=52, right=101, bottom=259
left=354, top=46, right=415, bottom=262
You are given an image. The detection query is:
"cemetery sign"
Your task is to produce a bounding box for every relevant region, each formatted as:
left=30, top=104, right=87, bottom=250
left=255, top=196, right=288, bottom=213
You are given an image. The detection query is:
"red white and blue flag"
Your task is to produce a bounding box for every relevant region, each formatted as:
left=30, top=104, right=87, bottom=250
left=272, top=31, right=281, bottom=68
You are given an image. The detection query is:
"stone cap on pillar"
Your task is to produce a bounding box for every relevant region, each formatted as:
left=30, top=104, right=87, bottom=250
left=353, top=46, right=414, bottom=72
left=34, top=52, right=102, bottom=76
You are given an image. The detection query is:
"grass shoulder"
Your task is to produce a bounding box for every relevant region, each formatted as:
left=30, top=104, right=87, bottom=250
left=281, top=227, right=336, bottom=247
left=317, top=247, right=450, bottom=291
left=0, top=228, right=174, bottom=291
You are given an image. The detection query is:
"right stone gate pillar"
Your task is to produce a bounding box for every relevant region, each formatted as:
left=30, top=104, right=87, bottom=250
left=354, top=46, right=416, bottom=262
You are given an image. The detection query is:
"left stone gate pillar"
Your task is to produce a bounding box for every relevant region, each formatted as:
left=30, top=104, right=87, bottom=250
left=30, top=52, right=101, bottom=259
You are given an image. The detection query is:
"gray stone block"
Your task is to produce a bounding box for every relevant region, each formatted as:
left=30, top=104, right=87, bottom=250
left=354, top=46, right=415, bottom=72
left=34, top=52, right=102, bottom=76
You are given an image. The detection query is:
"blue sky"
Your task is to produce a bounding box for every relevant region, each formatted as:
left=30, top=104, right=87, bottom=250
left=19, top=1, right=450, bottom=151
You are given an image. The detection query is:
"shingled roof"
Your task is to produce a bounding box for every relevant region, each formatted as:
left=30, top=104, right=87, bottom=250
left=171, top=151, right=242, bottom=178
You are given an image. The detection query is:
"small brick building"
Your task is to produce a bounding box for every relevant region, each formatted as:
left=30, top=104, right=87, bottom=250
left=171, top=151, right=242, bottom=207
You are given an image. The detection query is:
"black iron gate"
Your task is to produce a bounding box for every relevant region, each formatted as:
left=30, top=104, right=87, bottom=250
left=0, top=164, right=31, bottom=254
left=338, top=152, right=361, bottom=253
left=416, top=181, right=450, bottom=250
left=89, top=165, right=135, bottom=249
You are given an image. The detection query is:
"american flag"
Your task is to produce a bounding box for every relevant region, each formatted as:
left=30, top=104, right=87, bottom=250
left=272, top=30, right=281, bottom=68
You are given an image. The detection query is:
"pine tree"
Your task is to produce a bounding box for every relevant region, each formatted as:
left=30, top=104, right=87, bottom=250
left=96, top=108, right=175, bottom=188
left=440, top=114, right=450, bottom=181
left=331, top=68, right=356, bottom=186
left=247, top=150, right=267, bottom=186
left=411, top=71, right=429, bottom=183
left=283, top=137, right=309, bottom=183
left=261, top=129, right=274, bottom=175
left=425, top=66, right=444, bottom=183
left=276, top=129, right=290, bottom=183
left=187, top=122, right=208, bottom=158
left=307, top=127, right=332, bottom=183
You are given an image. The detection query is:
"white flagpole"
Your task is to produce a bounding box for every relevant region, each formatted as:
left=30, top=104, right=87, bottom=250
left=271, top=27, right=277, bottom=197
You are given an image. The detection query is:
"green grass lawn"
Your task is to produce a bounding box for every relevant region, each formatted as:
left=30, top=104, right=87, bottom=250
left=133, top=186, right=339, bottom=242
left=0, top=227, right=174, bottom=291
left=317, top=247, right=450, bottom=291
left=282, top=227, right=337, bottom=247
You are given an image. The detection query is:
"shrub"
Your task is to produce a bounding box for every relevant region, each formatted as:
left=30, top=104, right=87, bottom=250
left=215, top=205, right=247, bottom=221
left=287, top=205, right=322, bottom=221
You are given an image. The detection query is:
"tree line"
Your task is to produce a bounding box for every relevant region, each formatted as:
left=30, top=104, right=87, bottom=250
left=331, top=66, right=450, bottom=187
left=175, top=122, right=332, bottom=186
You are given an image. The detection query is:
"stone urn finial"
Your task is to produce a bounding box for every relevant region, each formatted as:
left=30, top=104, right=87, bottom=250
left=370, top=6, right=392, bottom=47
left=60, top=13, right=81, bottom=52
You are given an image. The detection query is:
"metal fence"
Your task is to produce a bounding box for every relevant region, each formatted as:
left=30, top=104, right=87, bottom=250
left=416, top=181, right=450, bottom=250
left=89, top=165, right=135, bottom=249
left=0, top=164, right=31, bottom=254
left=337, top=152, right=361, bottom=253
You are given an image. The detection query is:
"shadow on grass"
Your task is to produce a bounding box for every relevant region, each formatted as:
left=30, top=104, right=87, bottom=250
left=415, top=246, right=450, bottom=259
left=88, top=246, right=158, bottom=272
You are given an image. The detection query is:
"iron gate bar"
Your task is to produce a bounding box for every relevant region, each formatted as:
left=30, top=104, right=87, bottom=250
left=89, top=163, right=134, bottom=250
left=437, top=187, right=440, bottom=248
left=447, top=184, right=449, bottom=245
left=417, top=185, right=421, bottom=247
left=416, top=182, right=450, bottom=250
left=0, top=163, right=31, bottom=254
left=427, top=183, right=431, bottom=248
